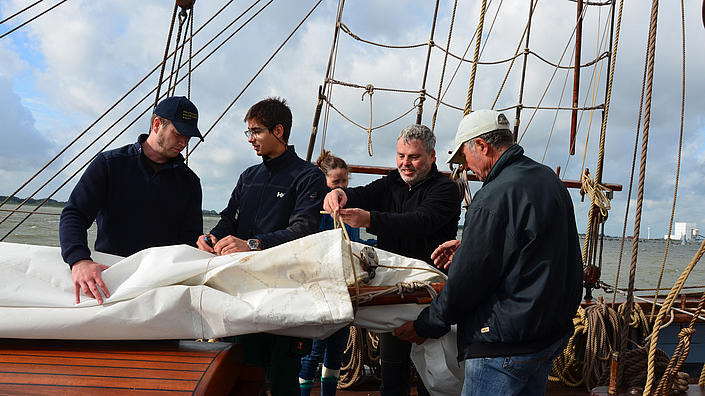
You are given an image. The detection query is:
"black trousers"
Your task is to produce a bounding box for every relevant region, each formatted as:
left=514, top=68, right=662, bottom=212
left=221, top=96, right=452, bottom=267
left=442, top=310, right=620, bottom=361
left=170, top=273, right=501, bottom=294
left=379, top=332, right=430, bottom=396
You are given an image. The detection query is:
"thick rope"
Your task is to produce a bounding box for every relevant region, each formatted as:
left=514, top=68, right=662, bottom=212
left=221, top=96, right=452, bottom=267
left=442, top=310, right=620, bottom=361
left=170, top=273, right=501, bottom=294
left=659, top=286, right=705, bottom=389
left=617, top=301, right=651, bottom=338
left=354, top=280, right=438, bottom=305
left=464, top=0, right=487, bottom=116
left=634, top=0, right=660, bottom=391
left=618, top=346, right=670, bottom=389
left=645, top=237, right=705, bottom=394
left=339, top=325, right=365, bottom=388
left=550, top=307, right=588, bottom=388
left=654, top=327, right=694, bottom=395
left=612, top=0, right=645, bottom=306
left=580, top=170, right=611, bottom=218
left=582, top=303, right=621, bottom=390
left=650, top=0, right=687, bottom=324
left=339, top=326, right=380, bottom=388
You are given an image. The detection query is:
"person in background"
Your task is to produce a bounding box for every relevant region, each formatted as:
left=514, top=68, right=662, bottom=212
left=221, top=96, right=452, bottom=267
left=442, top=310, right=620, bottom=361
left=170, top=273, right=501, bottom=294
left=197, top=97, right=327, bottom=396
left=315, top=150, right=376, bottom=245
left=393, top=110, right=583, bottom=396
left=299, top=151, right=375, bottom=396
left=60, top=96, right=204, bottom=305
left=323, top=124, right=462, bottom=396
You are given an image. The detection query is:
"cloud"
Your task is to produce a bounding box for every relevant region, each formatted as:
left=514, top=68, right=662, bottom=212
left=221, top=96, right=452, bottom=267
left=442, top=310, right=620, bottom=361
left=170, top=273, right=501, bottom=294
left=0, top=37, right=55, bottom=174
left=1, top=0, right=705, bottom=241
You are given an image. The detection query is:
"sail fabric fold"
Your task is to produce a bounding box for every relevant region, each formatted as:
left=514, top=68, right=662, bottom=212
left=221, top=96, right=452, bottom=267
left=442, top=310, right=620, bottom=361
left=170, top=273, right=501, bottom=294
left=0, top=229, right=444, bottom=340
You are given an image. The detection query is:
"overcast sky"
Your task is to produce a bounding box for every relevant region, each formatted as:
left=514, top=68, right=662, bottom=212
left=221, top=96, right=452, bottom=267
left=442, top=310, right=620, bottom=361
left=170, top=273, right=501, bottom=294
left=1, top=0, right=704, bottom=239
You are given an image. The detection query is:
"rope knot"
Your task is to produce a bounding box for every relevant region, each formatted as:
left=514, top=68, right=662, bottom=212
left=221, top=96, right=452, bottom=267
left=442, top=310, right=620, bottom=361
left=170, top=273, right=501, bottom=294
left=678, top=327, right=695, bottom=339
left=580, top=169, right=611, bottom=217
left=362, top=84, right=375, bottom=101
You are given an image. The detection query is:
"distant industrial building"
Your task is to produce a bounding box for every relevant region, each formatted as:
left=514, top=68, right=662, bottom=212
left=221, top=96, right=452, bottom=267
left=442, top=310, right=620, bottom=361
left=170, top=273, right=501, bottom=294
left=664, top=222, right=699, bottom=241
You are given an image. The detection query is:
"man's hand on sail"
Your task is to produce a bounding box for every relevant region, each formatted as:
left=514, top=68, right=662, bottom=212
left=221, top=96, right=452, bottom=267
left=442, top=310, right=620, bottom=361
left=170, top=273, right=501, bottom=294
left=392, top=321, right=427, bottom=345
left=71, top=259, right=111, bottom=304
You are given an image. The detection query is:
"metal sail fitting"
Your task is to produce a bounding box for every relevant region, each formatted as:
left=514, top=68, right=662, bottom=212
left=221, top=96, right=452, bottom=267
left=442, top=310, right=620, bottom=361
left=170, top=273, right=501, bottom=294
left=175, top=0, right=195, bottom=10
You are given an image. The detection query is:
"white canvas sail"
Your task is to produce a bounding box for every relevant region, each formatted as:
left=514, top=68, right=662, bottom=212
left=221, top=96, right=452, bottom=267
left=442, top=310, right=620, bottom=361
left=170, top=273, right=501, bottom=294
left=0, top=228, right=446, bottom=340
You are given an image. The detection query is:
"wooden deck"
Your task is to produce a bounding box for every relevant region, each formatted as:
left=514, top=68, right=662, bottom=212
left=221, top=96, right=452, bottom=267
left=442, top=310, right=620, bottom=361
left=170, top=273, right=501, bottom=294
left=0, top=338, right=265, bottom=396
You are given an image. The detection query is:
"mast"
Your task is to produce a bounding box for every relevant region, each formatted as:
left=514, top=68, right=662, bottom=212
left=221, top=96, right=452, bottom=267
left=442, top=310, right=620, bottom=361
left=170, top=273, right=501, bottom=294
left=306, top=0, right=346, bottom=162
left=569, top=0, right=583, bottom=155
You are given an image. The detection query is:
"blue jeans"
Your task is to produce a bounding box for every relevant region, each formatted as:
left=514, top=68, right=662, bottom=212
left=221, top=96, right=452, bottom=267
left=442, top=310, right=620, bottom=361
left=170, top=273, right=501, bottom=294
left=299, top=326, right=350, bottom=380
left=461, top=333, right=571, bottom=396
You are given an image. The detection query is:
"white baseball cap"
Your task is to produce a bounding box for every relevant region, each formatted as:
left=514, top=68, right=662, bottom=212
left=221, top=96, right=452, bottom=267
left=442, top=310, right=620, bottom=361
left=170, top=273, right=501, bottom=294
left=446, top=110, right=511, bottom=164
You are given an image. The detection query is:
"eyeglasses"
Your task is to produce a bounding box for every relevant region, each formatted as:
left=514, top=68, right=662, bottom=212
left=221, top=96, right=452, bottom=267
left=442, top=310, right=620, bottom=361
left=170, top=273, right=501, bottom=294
left=244, top=126, right=271, bottom=139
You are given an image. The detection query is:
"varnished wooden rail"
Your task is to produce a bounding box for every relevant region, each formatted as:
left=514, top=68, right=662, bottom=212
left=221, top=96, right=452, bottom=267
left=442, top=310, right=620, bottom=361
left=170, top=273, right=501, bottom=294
left=0, top=338, right=264, bottom=396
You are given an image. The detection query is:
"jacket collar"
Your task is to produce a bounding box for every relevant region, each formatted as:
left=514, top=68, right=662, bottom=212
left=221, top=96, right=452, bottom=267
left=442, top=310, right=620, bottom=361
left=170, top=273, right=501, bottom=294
left=262, top=145, right=297, bottom=172
left=135, top=133, right=186, bottom=170
left=391, top=162, right=441, bottom=190
left=483, top=144, right=524, bottom=186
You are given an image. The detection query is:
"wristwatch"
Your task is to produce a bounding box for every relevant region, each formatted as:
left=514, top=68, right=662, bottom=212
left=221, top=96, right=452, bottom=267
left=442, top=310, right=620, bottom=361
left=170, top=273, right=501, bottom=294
left=247, top=238, right=262, bottom=251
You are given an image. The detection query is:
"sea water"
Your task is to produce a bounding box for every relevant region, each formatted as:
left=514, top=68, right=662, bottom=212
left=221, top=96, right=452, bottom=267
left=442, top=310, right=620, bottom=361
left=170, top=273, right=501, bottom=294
left=2, top=205, right=705, bottom=298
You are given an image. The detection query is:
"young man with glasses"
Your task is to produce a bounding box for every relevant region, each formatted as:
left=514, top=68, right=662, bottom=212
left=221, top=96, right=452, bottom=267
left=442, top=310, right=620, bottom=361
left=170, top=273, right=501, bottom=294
left=197, top=96, right=327, bottom=396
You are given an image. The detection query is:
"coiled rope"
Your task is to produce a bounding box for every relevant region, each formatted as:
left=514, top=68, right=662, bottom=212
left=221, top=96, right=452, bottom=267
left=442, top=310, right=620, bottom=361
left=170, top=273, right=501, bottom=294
left=550, top=307, right=588, bottom=388
left=550, top=301, right=679, bottom=391
left=582, top=303, right=621, bottom=390
left=339, top=326, right=380, bottom=388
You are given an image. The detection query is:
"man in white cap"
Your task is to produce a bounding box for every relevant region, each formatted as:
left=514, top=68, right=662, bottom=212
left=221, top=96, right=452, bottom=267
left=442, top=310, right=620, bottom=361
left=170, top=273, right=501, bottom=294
left=393, top=110, right=583, bottom=396
left=60, top=96, right=204, bottom=305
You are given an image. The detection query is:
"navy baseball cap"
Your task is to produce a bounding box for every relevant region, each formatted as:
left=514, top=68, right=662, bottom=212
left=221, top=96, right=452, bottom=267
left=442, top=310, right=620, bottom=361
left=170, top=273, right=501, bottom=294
left=154, top=96, right=203, bottom=141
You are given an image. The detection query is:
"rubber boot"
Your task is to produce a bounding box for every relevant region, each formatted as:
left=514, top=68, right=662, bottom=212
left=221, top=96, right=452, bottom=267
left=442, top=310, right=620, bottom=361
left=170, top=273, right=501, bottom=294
left=299, top=377, right=313, bottom=396
left=320, top=366, right=340, bottom=396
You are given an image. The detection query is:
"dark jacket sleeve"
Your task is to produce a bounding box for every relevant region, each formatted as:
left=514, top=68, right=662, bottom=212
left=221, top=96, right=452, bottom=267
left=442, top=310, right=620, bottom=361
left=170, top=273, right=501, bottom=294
left=369, top=177, right=460, bottom=239
left=210, top=174, right=244, bottom=240
left=60, top=155, right=108, bottom=267
left=344, top=177, right=389, bottom=213
left=178, top=176, right=203, bottom=247
left=414, top=205, right=512, bottom=339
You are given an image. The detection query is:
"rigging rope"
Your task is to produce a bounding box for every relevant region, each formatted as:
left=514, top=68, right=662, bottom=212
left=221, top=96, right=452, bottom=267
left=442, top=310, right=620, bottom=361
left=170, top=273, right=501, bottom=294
left=416, top=0, right=441, bottom=126
left=651, top=0, right=687, bottom=326
left=0, top=0, right=42, bottom=25
left=0, top=0, right=288, bottom=237
left=431, top=0, right=457, bottom=130
left=0, top=0, right=67, bottom=40
left=154, top=3, right=180, bottom=111
left=464, top=0, right=487, bottom=116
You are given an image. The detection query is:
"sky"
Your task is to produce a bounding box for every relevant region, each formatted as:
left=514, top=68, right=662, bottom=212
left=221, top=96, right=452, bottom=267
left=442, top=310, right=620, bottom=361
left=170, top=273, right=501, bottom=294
left=1, top=0, right=704, bottom=239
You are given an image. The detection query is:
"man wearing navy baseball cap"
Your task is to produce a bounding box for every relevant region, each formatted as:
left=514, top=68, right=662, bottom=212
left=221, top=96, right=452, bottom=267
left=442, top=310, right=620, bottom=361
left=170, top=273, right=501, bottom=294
left=154, top=96, right=203, bottom=142
left=60, top=96, right=204, bottom=305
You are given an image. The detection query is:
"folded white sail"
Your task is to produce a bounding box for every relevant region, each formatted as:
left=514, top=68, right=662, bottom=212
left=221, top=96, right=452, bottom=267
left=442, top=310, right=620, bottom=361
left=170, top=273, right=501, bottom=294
left=0, top=229, right=445, bottom=340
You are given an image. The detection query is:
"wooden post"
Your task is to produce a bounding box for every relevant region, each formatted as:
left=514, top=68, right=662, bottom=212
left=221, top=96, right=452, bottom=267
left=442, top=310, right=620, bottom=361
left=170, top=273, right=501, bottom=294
left=608, top=351, right=619, bottom=395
